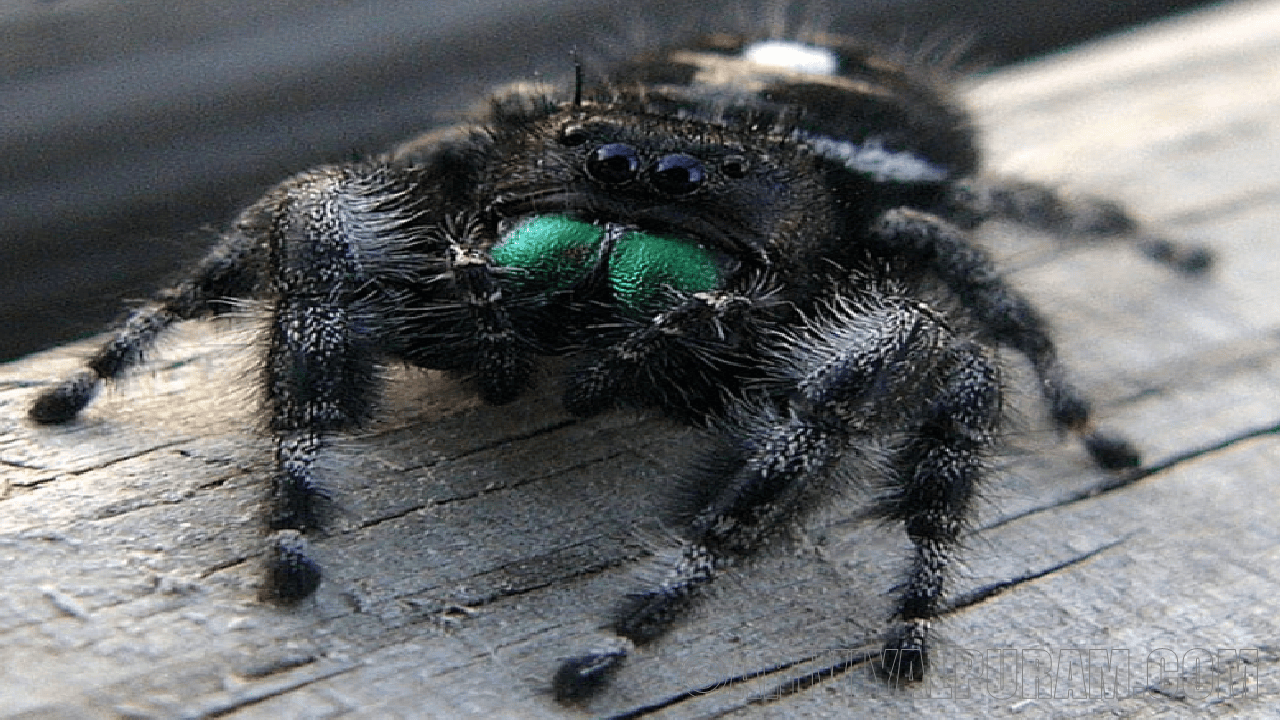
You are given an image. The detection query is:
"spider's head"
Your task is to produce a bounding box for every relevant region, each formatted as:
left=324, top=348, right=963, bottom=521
left=487, top=103, right=835, bottom=264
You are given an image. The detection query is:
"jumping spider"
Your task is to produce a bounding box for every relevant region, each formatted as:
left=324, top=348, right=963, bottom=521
left=29, top=32, right=1209, bottom=701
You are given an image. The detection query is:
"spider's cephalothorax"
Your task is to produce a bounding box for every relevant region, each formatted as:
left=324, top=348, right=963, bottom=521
left=28, top=32, right=1209, bottom=702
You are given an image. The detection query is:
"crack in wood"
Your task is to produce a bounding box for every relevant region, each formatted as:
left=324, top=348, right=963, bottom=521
left=600, top=537, right=1133, bottom=718
left=0, top=456, right=44, bottom=471
left=946, top=536, right=1131, bottom=612
left=178, top=658, right=361, bottom=718
left=235, top=651, right=321, bottom=679
left=344, top=441, right=633, bottom=535
left=602, top=649, right=839, bottom=720
left=371, top=416, right=582, bottom=459
left=62, top=438, right=197, bottom=475
left=985, top=420, right=1280, bottom=535
left=350, top=537, right=636, bottom=627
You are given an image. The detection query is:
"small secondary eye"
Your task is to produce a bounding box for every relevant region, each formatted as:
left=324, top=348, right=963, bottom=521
left=587, top=143, right=640, bottom=184
left=559, top=124, right=590, bottom=146
left=650, top=153, right=705, bottom=195
left=721, top=155, right=749, bottom=179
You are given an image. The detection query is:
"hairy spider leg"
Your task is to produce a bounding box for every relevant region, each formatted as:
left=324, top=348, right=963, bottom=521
left=250, top=162, right=470, bottom=603
left=878, top=336, right=999, bottom=680
left=946, top=177, right=1213, bottom=274
left=258, top=165, right=554, bottom=602
left=27, top=226, right=263, bottom=425
left=869, top=207, right=1139, bottom=470
left=554, top=294, right=1000, bottom=700
left=254, top=167, right=395, bottom=602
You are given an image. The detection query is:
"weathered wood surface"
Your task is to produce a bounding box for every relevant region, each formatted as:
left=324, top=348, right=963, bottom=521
left=2, top=1, right=1279, bottom=716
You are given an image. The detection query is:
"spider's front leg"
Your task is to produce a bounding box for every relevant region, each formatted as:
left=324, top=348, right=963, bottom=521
left=877, top=331, right=1000, bottom=681
left=254, top=165, right=426, bottom=603
left=554, top=292, right=1001, bottom=700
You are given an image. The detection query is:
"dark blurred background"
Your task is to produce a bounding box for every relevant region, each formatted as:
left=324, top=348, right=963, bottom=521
left=1, top=0, right=1217, bottom=361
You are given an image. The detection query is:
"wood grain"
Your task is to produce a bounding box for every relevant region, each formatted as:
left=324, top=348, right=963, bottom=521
left=2, top=1, right=1278, bottom=716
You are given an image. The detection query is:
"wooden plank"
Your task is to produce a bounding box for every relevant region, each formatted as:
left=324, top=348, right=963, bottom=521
left=2, top=0, right=1279, bottom=716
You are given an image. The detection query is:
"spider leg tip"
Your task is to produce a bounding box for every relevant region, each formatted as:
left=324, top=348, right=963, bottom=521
left=1084, top=432, right=1141, bottom=471
left=552, top=641, right=632, bottom=703
left=28, top=370, right=100, bottom=425
left=261, top=531, right=323, bottom=604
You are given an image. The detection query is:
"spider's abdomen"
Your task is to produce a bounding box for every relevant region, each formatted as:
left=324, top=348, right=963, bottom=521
left=611, top=35, right=979, bottom=185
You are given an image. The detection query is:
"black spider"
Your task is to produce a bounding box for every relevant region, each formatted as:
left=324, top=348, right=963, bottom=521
left=28, top=32, right=1209, bottom=702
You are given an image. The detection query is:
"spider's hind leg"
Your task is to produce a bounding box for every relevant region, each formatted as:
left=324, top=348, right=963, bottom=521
left=871, top=207, right=1140, bottom=471
left=29, top=223, right=264, bottom=425
left=946, top=176, right=1212, bottom=274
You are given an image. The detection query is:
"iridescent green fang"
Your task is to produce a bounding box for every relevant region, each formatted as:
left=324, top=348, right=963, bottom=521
left=491, top=215, right=723, bottom=312
left=609, top=229, right=722, bottom=310
left=490, top=215, right=603, bottom=292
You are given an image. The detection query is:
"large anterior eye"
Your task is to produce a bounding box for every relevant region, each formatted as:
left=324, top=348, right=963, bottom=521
left=586, top=143, right=640, bottom=184
left=650, top=153, right=705, bottom=195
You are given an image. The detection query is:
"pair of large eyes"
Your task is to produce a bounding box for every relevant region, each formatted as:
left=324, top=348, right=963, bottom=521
left=560, top=126, right=747, bottom=196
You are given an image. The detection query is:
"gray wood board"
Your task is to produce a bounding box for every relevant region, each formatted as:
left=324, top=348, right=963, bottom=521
left=2, top=1, right=1279, bottom=717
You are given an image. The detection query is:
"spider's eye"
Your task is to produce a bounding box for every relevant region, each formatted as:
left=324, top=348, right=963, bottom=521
left=721, top=155, right=749, bottom=179
left=650, top=153, right=705, bottom=195
left=587, top=143, right=640, bottom=184
left=559, top=124, right=590, bottom=146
